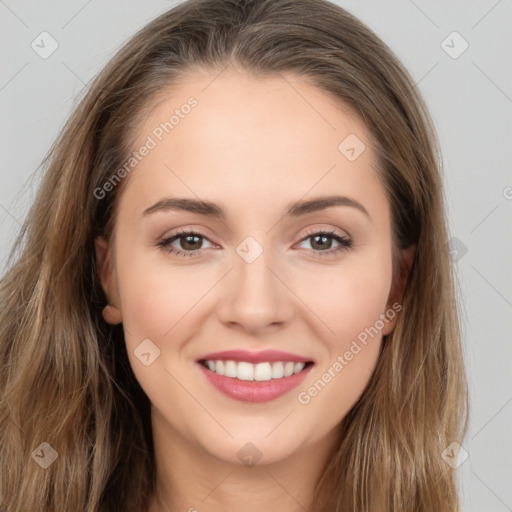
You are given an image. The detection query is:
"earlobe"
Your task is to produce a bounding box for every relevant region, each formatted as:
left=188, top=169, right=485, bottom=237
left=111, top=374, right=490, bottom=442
left=102, top=304, right=123, bottom=325
left=382, top=244, right=416, bottom=336
left=95, top=236, right=122, bottom=325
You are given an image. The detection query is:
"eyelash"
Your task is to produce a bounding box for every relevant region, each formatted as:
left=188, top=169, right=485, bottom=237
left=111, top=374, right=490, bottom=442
left=156, top=228, right=353, bottom=259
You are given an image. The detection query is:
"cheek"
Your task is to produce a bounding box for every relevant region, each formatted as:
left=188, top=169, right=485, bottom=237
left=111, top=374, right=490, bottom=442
left=293, top=245, right=393, bottom=350
left=114, top=249, right=202, bottom=409
left=115, top=242, right=203, bottom=342
left=292, top=259, right=390, bottom=431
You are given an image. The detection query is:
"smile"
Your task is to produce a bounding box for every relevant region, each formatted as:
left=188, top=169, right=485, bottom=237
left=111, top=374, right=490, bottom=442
left=200, top=359, right=310, bottom=380
left=196, top=349, right=314, bottom=403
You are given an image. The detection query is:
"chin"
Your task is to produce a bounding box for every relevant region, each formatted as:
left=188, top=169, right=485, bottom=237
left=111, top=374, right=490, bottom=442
left=195, top=428, right=308, bottom=468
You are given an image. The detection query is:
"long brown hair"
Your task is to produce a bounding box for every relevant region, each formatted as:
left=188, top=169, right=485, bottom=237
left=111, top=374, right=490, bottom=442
left=0, top=0, right=468, bottom=510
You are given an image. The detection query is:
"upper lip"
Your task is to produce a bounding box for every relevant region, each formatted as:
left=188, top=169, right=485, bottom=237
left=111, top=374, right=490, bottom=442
left=197, top=349, right=314, bottom=364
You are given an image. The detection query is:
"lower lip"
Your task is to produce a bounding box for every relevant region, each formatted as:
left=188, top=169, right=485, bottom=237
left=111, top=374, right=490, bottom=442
left=198, top=363, right=314, bottom=403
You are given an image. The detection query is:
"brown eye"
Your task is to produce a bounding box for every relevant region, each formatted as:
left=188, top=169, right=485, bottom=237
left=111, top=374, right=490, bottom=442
left=297, top=230, right=353, bottom=257
left=178, top=234, right=203, bottom=251
left=157, top=230, right=214, bottom=257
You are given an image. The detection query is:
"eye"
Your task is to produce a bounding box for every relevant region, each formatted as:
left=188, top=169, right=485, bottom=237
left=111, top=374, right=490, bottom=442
left=296, top=229, right=353, bottom=257
left=156, top=228, right=353, bottom=259
left=156, top=229, right=216, bottom=258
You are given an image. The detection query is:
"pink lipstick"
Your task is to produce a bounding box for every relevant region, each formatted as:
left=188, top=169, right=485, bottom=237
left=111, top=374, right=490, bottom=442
left=196, top=349, right=314, bottom=403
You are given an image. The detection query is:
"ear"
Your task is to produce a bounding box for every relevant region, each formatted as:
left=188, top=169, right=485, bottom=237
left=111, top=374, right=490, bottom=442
left=95, top=236, right=122, bottom=325
left=382, top=244, right=416, bottom=335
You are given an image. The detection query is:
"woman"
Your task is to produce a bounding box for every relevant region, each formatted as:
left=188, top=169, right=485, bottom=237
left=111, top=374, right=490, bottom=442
left=0, top=0, right=468, bottom=510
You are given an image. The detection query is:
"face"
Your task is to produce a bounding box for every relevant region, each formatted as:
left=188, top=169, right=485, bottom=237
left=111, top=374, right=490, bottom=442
left=96, top=69, right=410, bottom=466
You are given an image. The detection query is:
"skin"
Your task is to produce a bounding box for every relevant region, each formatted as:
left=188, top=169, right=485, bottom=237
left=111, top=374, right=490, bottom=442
left=95, top=67, right=414, bottom=512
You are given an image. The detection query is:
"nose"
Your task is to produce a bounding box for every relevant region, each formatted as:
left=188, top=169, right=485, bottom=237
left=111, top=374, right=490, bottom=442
left=215, top=247, right=295, bottom=335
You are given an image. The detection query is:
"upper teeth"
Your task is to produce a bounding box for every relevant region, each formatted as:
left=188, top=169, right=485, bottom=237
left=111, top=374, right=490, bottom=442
left=204, top=360, right=306, bottom=381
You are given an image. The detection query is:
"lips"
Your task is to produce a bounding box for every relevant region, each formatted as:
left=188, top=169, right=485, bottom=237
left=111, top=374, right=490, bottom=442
left=196, top=349, right=314, bottom=403
left=197, top=349, right=312, bottom=364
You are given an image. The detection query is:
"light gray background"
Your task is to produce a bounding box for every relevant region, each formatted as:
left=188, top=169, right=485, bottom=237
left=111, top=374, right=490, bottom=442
left=1, top=1, right=511, bottom=510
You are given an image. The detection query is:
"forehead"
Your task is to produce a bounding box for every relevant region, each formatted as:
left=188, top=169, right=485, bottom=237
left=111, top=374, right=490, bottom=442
left=122, top=69, right=388, bottom=222
left=134, top=68, right=371, bottom=155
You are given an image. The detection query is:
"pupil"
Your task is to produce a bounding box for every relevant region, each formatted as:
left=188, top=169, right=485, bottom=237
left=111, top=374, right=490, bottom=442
left=183, top=235, right=201, bottom=250
left=312, top=235, right=330, bottom=250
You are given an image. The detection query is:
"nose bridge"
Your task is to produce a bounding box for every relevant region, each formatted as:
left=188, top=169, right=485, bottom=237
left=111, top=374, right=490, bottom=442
left=217, top=234, right=293, bottom=331
left=233, top=235, right=280, bottom=307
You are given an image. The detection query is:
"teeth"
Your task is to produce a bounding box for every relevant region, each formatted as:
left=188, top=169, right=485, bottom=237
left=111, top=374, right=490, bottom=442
left=224, top=360, right=237, bottom=378
left=237, top=362, right=254, bottom=381
left=283, top=362, right=295, bottom=377
left=254, top=362, right=272, bottom=381
left=203, top=360, right=308, bottom=380
left=271, top=361, right=284, bottom=379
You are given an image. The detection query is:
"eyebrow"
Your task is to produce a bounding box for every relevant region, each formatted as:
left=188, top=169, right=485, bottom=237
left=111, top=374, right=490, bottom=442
left=141, top=194, right=370, bottom=220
